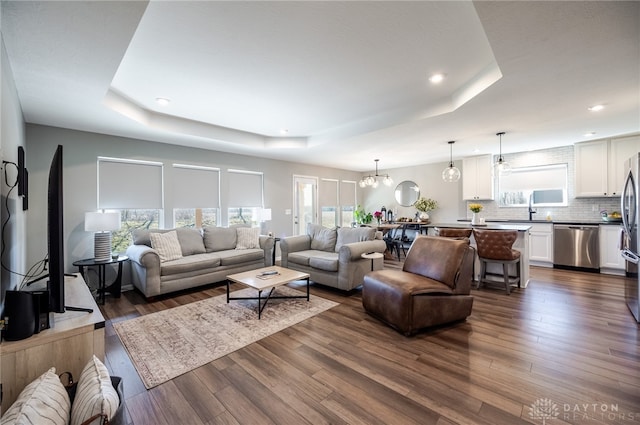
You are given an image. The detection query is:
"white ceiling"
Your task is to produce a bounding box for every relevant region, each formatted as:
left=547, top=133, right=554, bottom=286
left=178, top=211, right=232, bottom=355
left=2, top=1, right=639, bottom=172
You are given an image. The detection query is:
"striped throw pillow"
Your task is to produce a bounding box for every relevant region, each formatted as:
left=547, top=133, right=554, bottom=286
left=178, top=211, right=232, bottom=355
left=236, top=227, right=260, bottom=249
left=0, top=367, right=70, bottom=425
left=150, top=230, right=183, bottom=262
left=70, top=356, right=119, bottom=425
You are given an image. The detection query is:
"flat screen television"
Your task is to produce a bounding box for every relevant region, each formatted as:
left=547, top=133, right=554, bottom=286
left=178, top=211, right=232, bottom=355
left=47, top=145, right=65, bottom=313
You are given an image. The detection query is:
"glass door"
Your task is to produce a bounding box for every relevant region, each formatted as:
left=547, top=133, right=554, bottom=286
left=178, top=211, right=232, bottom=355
left=293, top=176, right=317, bottom=235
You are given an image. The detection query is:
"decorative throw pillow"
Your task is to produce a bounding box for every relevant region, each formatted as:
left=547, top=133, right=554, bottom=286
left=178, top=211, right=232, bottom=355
left=70, top=355, right=119, bottom=425
left=203, top=226, right=238, bottom=252
left=307, top=223, right=337, bottom=252
left=0, top=367, right=71, bottom=425
left=175, top=227, right=206, bottom=256
left=235, top=227, right=260, bottom=250
left=150, top=230, right=183, bottom=262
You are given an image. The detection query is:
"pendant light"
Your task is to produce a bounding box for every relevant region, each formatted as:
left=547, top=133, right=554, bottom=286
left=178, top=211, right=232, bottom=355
left=442, top=141, right=461, bottom=182
left=494, top=131, right=511, bottom=176
left=359, top=159, right=393, bottom=188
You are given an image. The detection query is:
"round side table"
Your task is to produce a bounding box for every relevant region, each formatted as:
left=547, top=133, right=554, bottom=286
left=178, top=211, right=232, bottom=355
left=361, top=252, right=384, bottom=271
left=73, top=255, right=128, bottom=304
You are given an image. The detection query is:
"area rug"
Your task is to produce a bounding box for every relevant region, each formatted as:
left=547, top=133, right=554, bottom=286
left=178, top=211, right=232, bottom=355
left=113, top=286, right=337, bottom=389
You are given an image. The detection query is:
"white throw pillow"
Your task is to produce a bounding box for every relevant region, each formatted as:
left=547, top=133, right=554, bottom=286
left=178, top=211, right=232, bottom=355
left=236, top=227, right=260, bottom=249
left=0, top=367, right=71, bottom=425
left=70, top=356, right=119, bottom=425
left=150, top=230, right=183, bottom=262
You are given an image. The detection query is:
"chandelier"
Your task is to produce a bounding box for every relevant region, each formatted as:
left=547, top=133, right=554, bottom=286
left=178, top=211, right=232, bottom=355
left=359, top=159, right=393, bottom=188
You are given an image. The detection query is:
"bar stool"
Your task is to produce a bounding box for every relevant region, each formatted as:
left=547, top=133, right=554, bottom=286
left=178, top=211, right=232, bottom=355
left=436, top=228, right=475, bottom=280
left=472, top=229, right=521, bottom=295
left=435, top=228, right=472, bottom=239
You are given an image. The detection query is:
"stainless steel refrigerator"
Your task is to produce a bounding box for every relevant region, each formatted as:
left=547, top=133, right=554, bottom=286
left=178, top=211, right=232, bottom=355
left=621, top=153, right=640, bottom=322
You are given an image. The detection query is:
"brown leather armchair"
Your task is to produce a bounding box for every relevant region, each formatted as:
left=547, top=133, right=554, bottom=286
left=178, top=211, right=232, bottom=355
left=362, top=236, right=474, bottom=336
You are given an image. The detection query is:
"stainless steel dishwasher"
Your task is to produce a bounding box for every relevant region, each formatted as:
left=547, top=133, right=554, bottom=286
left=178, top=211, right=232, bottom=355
left=553, top=225, right=600, bottom=270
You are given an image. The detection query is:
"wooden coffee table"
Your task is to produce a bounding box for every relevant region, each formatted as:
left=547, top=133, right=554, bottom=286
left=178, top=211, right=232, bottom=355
left=226, top=266, right=310, bottom=319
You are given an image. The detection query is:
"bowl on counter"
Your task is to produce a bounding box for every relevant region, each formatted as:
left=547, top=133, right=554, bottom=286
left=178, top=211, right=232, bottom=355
left=602, top=216, right=622, bottom=222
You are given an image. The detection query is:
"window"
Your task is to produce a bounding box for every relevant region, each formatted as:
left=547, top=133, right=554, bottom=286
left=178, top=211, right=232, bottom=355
left=498, top=164, right=568, bottom=207
left=339, top=180, right=357, bottom=227
left=227, top=170, right=263, bottom=227
left=174, top=208, right=218, bottom=228
left=98, top=157, right=163, bottom=252
left=111, top=209, right=160, bottom=253
left=228, top=207, right=260, bottom=227
left=172, top=164, right=220, bottom=227
left=320, top=179, right=339, bottom=227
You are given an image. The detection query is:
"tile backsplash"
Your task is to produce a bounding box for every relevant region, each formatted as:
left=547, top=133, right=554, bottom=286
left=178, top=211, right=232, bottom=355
left=466, top=145, right=622, bottom=222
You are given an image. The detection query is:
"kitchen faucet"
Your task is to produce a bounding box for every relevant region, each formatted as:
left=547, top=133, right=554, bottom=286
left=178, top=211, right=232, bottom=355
left=528, top=193, right=537, bottom=221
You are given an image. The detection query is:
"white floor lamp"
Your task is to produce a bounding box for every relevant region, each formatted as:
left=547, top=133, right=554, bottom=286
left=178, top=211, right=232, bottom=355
left=85, top=211, right=121, bottom=261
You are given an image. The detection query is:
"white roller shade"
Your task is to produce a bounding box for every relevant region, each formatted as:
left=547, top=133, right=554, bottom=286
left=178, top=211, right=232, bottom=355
left=172, top=164, right=220, bottom=208
left=319, top=179, right=338, bottom=206
left=227, top=170, right=263, bottom=207
left=499, top=164, right=566, bottom=191
left=98, top=157, right=163, bottom=209
left=339, top=180, right=356, bottom=206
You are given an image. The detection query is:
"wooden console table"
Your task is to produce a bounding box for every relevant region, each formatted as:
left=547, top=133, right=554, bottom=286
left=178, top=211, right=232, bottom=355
left=0, top=274, right=105, bottom=412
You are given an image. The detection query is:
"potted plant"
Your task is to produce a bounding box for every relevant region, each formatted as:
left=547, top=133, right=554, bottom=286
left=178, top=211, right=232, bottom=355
left=414, top=197, right=438, bottom=221
left=354, top=205, right=373, bottom=225
left=469, top=203, right=483, bottom=225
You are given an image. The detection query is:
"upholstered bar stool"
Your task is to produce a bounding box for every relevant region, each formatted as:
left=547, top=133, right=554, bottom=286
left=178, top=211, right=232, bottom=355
left=435, top=228, right=476, bottom=279
left=435, top=228, right=472, bottom=239
left=472, top=229, right=521, bottom=295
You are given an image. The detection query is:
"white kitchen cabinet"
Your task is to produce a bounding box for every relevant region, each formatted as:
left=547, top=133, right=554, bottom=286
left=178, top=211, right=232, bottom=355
left=609, top=135, right=640, bottom=196
left=511, top=222, right=553, bottom=266
left=462, top=155, right=493, bottom=200
left=575, top=136, right=640, bottom=197
left=528, top=223, right=554, bottom=266
left=575, top=140, right=608, bottom=197
left=599, top=224, right=625, bottom=274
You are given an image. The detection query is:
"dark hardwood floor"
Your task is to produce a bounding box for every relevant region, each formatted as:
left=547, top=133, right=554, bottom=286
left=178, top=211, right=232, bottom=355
left=100, top=262, right=640, bottom=425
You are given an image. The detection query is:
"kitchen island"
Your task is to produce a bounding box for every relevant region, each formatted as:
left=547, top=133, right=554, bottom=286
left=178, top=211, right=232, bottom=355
left=425, top=222, right=531, bottom=288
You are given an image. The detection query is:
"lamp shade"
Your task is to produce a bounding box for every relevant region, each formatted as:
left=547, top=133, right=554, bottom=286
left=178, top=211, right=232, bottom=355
left=85, top=211, right=121, bottom=232
left=261, top=208, right=272, bottom=221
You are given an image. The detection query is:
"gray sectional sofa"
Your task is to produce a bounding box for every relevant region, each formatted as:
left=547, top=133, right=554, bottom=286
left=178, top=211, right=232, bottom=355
left=280, top=224, right=387, bottom=291
left=126, top=226, right=275, bottom=298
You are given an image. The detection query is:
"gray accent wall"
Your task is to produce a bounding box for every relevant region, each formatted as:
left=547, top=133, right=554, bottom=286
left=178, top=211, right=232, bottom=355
left=24, top=124, right=364, bottom=285
left=1, top=35, right=27, bottom=312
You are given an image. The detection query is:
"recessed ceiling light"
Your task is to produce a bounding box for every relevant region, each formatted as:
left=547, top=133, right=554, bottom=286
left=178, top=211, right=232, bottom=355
left=155, top=97, right=171, bottom=106
left=280, top=128, right=289, bottom=135
left=588, top=104, right=604, bottom=112
left=583, top=131, right=597, bottom=137
left=428, top=73, right=445, bottom=84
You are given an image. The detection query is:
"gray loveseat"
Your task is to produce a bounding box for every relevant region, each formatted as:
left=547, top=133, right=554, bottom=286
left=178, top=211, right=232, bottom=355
left=126, top=226, right=274, bottom=298
left=280, top=224, right=387, bottom=291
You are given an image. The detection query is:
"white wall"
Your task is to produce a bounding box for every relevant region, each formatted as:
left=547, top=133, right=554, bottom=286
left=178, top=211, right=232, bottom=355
left=24, top=124, right=364, bottom=281
left=1, top=35, right=27, bottom=308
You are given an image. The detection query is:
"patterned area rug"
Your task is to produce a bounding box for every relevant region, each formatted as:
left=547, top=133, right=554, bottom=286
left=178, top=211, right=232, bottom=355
left=113, top=286, right=338, bottom=389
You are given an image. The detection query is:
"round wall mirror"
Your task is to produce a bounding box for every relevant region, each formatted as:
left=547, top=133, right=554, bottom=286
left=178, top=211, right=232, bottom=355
left=394, top=181, right=420, bottom=206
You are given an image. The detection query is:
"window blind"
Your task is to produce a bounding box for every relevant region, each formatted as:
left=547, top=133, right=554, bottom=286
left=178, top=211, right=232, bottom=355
left=227, top=170, right=263, bottom=207
left=172, top=164, right=220, bottom=208
left=319, top=179, right=339, bottom=206
left=98, top=157, right=163, bottom=209
left=339, top=180, right=356, bottom=206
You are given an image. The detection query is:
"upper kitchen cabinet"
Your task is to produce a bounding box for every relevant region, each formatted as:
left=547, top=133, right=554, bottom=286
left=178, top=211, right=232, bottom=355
left=609, top=135, right=640, bottom=195
left=462, top=155, right=493, bottom=200
left=575, top=135, right=640, bottom=197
